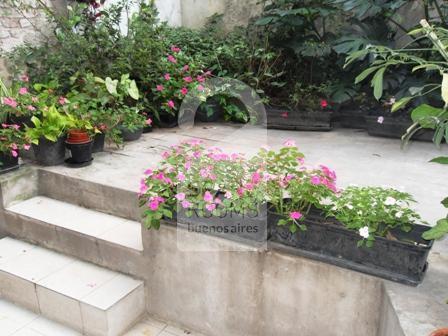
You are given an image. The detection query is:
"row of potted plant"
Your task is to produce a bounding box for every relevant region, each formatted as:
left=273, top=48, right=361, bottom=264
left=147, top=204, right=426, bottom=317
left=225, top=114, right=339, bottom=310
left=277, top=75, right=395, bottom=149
left=139, top=139, right=440, bottom=285
left=0, top=73, right=152, bottom=172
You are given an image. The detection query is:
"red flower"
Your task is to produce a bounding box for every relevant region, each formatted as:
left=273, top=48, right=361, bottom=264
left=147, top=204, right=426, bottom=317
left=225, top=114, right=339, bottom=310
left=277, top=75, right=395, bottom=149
left=320, top=99, right=328, bottom=109
left=281, top=112, right=288, bottom=118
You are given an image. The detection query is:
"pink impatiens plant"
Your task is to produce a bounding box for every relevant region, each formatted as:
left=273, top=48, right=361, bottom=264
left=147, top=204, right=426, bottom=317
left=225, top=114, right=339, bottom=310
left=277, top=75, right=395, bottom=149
left=0, top=123, right=31, bottom=159
left=139, top=138, right=338, bottom=232
left=151, top=46, right=211, bottom=119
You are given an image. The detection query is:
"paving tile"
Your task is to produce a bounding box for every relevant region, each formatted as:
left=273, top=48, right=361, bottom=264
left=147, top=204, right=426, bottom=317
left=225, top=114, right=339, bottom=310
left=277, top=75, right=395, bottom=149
left=0, top=318, right=24, bottom=336
left=99, top=220, right=143, bottom=251
left=11, top=328, right=45, bottom=336
left=25, top=317, right=81, bottom=336
left=37, top=261, right=117, bottom=301
left=0, top=246, right=74, bottom=282
left=0, top=237, right=37, bottom=265
left=0, top=300, right=37, bottom=325
left=123, top=322, right=163, bottom=336
left=82, top=274, right=143, bottom=310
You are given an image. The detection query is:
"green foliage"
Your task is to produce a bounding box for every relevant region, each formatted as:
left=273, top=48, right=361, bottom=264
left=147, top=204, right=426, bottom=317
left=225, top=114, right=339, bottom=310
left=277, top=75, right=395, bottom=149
left=326, top=186, right=423, bottom=246
left=26, top=105, right=69, bottom=143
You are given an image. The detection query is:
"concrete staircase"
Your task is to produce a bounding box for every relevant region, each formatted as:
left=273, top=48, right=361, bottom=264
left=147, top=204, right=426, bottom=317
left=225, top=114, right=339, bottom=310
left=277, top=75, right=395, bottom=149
left=0, top=169, right=146, bottom=336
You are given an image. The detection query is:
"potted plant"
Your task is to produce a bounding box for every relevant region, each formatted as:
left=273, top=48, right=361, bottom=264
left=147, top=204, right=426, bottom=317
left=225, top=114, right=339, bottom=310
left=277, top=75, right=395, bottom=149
left=26, top=106, right=69, bottom=166
left=65, top=115, right=97, bottom=165
left=139, top=139, right=267, bottom=242
left=0, top=123, right=31, bottom=174
left=118, top=106, right=146, bottom=141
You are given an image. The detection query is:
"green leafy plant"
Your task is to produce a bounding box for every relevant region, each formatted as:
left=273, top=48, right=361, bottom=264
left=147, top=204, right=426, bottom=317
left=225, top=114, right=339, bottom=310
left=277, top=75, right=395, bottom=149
left=326, top=186, right=423, bottom=247
left=0, top=123, right=30, bottom=156
left=26, top=105, right=69, bottom=144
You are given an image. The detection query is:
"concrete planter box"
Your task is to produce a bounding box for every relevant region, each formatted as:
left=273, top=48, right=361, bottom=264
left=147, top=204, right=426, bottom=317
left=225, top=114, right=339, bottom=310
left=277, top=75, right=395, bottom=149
left=164, top=204, right=268, bottom=243
left=266, top=106, right=332, bottom=131
left=333, top=109, right=367, bottom=129
left=0, top=152, right=19, bottom=175
left=268, top=213, right=433, bottom=286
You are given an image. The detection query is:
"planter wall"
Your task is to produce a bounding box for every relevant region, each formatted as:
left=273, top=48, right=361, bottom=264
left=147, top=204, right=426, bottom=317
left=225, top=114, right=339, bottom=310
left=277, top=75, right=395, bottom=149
left=268, top=213, right=433, bottom=286
left=0, top=152, right=19, bottom=174
left=266, top=107, right=332, bottom=131
left=164, top=205, right=268, bottom=243
left=366, top=116, right=434, bottom=142
left=333, top=109, right=367, bottom=129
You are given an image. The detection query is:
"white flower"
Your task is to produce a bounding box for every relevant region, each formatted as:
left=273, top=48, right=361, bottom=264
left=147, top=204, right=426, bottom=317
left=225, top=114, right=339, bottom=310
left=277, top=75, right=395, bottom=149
left=384, top=197, right=397, bottom=206
left=395, top=211, right=403, bottom=218
left=377, top=116, right=384, bottom=124
left=346, top=204, right=353, bottom=210
left=359, top=226, right=370, bottom=239
left=320, top=197, right=333, bottom=206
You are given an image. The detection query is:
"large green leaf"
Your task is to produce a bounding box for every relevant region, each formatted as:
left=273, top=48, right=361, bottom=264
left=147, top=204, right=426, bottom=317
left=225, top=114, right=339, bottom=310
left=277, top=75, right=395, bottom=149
left=442, top=197, right=448, bottom=208
left=372, top=67, right=385, bottom=100
left=430, top=156, right=448, bottom=164
left=411, top=104, right=443, bottom=129
left=105, top=77, right=118, bottom=95
left=128, top=80, right=140, bottom=100
left=422, top=219, right=448, bottom=240
left=391, top=96, right=412, bottom=112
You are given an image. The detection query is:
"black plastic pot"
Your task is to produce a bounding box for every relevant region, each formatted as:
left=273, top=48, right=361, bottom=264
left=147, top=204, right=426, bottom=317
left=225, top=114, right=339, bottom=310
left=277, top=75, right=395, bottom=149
left=120, top=127, right=143, bottom=141
left=196, top=98, right=223, bottom=122
left=7, top=115, right=33, bottom=129
left=366, top=116, right=434, bottom=142
left=143, top=125, right=153, bottom=133
left=92, top=133, right=106, bottom=153
left=268, top=213, right=433, bottom=286
left=66, top=140, right=93, bottom=163
left=0, top=152, right=19, bottom=174
left=32, top=136, right=66, bottom=166
left=164, top=204, right=268, bottom=243
left=266, top=106, right=332, bottom=131
left=159, top=114, right=178, bottom=128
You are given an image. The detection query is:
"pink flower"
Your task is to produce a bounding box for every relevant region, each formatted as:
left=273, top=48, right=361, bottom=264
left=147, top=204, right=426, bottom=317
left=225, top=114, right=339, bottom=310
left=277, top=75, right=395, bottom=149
left=149, top=200, right=159, bottom=211
left=167, top=55, right=177, bottom=63
left=145, top=118, right=152, bottom=126
left=297, top=157, right=305, bottom=164
left=237, top=187, right=245, bottom=196
left=183, top=76, right=193, bottom=83
left=12, top=124, right=20, bottom=130
left=139, top=181, right=148, bottom=194
left=20, top=74, right=29, bottom=82
left=203, top=191, right=213, bottom=203
left=184, top=161, right=192, bottom=170
left=27, top=105, right=36, bottom=111
left=197, top=75, right=205, bottom=83
left=289, top=211, right=302, bottom=220
left=206, top=203, right=216, bottom=212
left=171, top=45, right=181, bottom=53
left=11, top=150, right=18, bottom=158
left=251, top=172, right=261, bottom=184
left=59, top=96, right=67, bottom=105
left=3, top=97, right=18, bottom=108
left=320, top=99, right=328, bottom=108
left=281, top=112, right=289, bottom=118
left=167, top=100, right=175, bottom=109
left=177, top=172, right=185, bottom=182
left=320, top=165, right=336, bottom=181
left=23, top=144, right=30, bottom=150
left=311, top=176, right=321, bottom=185
left=164, top=73, right=171, bottom=81
left=156, top=85, right=164, bottom=91
left=377, top=116, right=384, bottom=124
left=175, top=193, right=186, bottom=201
left=144, top=169, right=153, bottom=176
left=214, top=198, right=222, bottom=205
left=182, top=65, right=189, bottom=71
left=18, top=87, right=28, bottom=95
left=283, top=139, right=296, bottom=147
left=180, top=87, right=188, bottom=95
left=11, top=143, right=18, bottom=150
left=224, top=191, right=232, bottom=199
left=181, top=200, right=192, bottom=209
left=197, top=85, right=205, bottom=92
left=1, top=123, right=7, bottom=128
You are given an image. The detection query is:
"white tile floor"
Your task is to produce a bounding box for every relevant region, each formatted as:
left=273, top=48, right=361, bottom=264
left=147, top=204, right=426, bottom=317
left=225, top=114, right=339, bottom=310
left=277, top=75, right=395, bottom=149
left=0, top=299, right=207, bottom=336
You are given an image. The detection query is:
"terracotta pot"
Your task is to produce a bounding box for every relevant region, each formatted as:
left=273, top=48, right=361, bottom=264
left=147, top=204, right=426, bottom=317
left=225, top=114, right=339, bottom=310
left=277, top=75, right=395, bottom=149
left=66, top=129, right=91, bottom=144
left=430, top=328, right=448, bottom=336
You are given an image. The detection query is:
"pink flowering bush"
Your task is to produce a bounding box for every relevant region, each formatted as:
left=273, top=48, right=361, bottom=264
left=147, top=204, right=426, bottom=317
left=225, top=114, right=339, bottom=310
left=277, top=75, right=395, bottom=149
left=151, top=46, right=211, bottom=119
left=251, top=140, right=338, bottom=233
left=140, top=138, right=337, bottom=231
left=0, top=123, right=31, bottom=158
left=139, top=139, right=266, bottom=229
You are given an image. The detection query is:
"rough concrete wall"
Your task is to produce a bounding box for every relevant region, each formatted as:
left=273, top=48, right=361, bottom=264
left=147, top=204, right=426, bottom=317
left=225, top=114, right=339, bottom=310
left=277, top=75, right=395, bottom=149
left=155, top=0, right=182, bottom=27
left=0, top=0, right=66, bottom=78
left=143, top=225, right=383, bottom=336
left=180, top=0, right=262, bottom=30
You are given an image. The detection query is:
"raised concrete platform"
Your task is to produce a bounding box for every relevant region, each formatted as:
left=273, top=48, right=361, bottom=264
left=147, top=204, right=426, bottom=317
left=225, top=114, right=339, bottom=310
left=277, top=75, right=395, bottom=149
left=0, top=124, right=446, bottom=336
left=0, top=237, right=145, bottom=336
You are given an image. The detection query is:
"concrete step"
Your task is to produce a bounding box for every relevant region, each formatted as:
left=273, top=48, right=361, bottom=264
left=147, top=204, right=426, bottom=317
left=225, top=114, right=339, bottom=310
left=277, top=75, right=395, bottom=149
left=4, top=196, right=144, bottom=275
left=0, top=299, right=81, bottom=336
left=0, top=237, right=145, bottom=336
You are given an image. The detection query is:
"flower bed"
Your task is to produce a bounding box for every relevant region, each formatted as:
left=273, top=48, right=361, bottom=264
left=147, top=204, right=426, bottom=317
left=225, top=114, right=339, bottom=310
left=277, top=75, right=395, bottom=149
left=266, top=106, right=332, bottom=131
left=140, top=139, right=435, bottom=284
